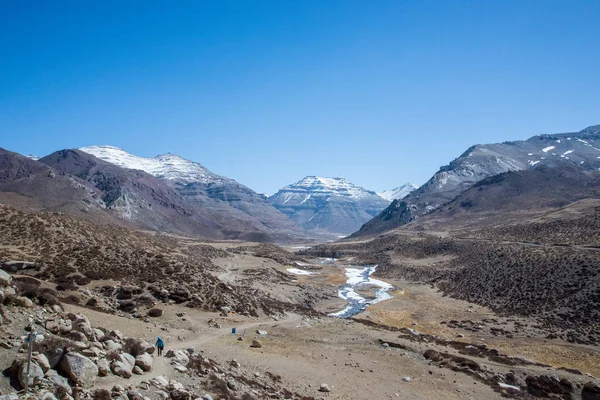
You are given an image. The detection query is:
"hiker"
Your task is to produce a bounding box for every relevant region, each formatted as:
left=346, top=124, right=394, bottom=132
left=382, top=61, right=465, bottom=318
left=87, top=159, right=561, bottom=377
left=156, top=336, right=164, bottom=356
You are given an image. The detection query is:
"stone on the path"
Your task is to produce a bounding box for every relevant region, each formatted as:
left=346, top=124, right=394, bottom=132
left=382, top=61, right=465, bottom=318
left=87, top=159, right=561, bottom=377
left=201, top=395, right=214, bottom=400
left=174, top=365, right=188, bottom=373
left=135, top=352, right=153, bottom=372
left=226, top=378, right=238, bottom=391
left=109, top=330, right=124, bottom=340
left=256, top=330, right=268, bottom=336
left=165, top=349, right=189, bottom=366
left=111, top=361, right=132, bottom=378
left=151, top=376, right=169, bottom=388
left=57, top=352, right=98, bottom=386
left=37, top=392, right=58, bottom=400
left=170, top=389, right=191, bottom=400
left=132, top=366, right=144, bottom=375
left=319, top=383, right=331, bottom=392
left=403, top=377, right=411, bottom=382
left=250, top=339, right=262, bottom=348
left=186, top=347, right=195, bottom=355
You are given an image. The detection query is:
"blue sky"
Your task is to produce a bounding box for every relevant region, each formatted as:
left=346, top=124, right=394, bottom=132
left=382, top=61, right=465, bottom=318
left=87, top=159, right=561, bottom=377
left=1, top=1, right=599, bottom=194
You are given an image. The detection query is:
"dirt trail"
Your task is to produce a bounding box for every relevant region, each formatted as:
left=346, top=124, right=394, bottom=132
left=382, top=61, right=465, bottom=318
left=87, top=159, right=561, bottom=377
left=96, top=313, right=303, bottom=389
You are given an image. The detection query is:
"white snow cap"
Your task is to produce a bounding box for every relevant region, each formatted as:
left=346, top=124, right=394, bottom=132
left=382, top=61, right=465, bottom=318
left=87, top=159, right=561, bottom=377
left=377, top=182, right=419, bottom=201
left=79, top=145, right=226, bottom=184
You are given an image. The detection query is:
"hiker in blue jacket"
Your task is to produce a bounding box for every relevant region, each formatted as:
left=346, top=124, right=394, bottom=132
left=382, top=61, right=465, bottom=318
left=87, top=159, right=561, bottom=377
left=156, top=336, right=164, bottom=356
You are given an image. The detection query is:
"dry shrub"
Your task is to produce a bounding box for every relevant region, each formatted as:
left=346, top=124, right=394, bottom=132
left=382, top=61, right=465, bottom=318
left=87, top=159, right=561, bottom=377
left=118, top=300, right=137, bottom=313
left=147, top=308, right=163, bottom=317
left=66, top=294, right=80, bottom=304
left=74, top=275, right=91, bottom=286
left=56, top=281, right=77, bottom=291
left=33, top=335, right=70, bottom=354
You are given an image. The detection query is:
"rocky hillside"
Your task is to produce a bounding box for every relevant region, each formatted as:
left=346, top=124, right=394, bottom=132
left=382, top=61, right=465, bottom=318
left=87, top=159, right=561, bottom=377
left=355, top=124, right=600, bottom=237
left=269, top=176, right=389, bottom=237
left=80, top=146, right=306, bottom=242
left=38, top=149, right=221, bottom=238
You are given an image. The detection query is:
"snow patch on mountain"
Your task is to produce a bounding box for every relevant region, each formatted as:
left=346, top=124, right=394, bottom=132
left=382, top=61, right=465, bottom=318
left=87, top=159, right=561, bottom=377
left=378, top=183, right=419, bottom=202
left=79, top=145, right=227, bottom=184
left=279, top=176, right=379, bottom=199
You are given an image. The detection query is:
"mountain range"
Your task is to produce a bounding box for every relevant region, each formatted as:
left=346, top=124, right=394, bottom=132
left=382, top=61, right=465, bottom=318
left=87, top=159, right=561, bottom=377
left=355, top=124, right=600, bottom=237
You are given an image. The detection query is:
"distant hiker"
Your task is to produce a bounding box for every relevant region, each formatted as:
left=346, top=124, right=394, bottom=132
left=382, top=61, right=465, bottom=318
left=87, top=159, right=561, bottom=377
left=156, top=336, right=164, bottom=356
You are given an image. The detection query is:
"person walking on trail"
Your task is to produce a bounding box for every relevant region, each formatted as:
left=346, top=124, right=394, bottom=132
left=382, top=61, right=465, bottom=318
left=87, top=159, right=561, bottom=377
left=156, top=336, right=164, bottom=356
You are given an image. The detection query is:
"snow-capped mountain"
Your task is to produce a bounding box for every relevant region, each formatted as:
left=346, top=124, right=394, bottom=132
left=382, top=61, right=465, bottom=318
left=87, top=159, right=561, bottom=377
left=80, top=145, right=226, bottom=184
left=378, top=182, right=419, bottom=202
left=269, top=176, right=389, bottom=237
left=355, top=124, right=600, bottom=237
left=80, top=145, right=306, bottom=241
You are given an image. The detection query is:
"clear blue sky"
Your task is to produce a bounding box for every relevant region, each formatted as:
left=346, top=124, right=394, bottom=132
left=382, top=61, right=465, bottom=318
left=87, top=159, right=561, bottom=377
left=1, top=1, right=599, bottom=194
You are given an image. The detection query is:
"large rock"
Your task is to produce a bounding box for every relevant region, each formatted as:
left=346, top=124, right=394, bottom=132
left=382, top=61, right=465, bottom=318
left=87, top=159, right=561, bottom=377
left=12, top=296, right=33, bottom=308
left=97, top=359, right=110, bottom=377
left=33, top=353, right=51, bottom=373
left=150, top=375, right=169, bottom=388
left=74, top=322, right=93, bottom=339
left=46, top=319, right=72, bottom=335
left=104, top=340, right=122, bottom=352
left=135, top=353, right=153, bottom=372
left=57, top=352, right=98, bottom=386
left=45, top=369, right=72, bottom=394
left=165, top=350, right=189, bottom=366
left=169, top=389, right=191, bottom=400
left=18, top=361, right=44, bottom=389
left=45, top=347, right=65, bottom=369
left=0, top=270, right=12, bottom=287
left=111, top=361, right=132, bottom=378
left=93, top=328, right=106, bottom=342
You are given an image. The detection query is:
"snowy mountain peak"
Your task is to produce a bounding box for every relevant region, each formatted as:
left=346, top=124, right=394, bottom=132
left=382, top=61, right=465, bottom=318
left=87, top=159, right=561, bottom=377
left=79, top=145, right=226, bottom=184
left=282, top=176, right=377, bottom=199
left=377, top=182, right=420, bottom=202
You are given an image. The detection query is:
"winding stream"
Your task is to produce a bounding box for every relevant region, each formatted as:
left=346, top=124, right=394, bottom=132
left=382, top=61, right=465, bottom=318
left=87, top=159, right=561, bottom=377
left=329, top=265, right=394, bottom=318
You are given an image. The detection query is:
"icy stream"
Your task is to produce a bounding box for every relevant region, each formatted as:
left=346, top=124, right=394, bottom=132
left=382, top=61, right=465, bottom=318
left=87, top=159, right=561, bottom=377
left=329, top=265, right=393, bottom=318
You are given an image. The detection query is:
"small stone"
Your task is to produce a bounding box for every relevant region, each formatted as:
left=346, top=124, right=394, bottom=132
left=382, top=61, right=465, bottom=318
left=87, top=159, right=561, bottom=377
left=319, top=384, right=331, bottom=392
left=403, top=377, right=411, bottom=382
left=250, top=339, right=262, bottom=348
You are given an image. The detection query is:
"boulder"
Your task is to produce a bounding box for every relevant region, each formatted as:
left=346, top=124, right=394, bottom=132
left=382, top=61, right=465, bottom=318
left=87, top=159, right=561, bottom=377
left=111, top=361, right=132, bottom=378
left=169, top=389, right=191, bottom=400
left=97, top=359, right=110, bottom=377
left=150, top=376, right=169, bottom=388
left=0, top=270, right=12, bottom=287
left=165, top=350, right=189, bottom=366
left=45, top=347, right=65, bottom=369
left=81, top=347, right=101, bottom=358
left=93, top=329, right=106, bottom=342
left=57, top=352, right=98, bottom=386
left=12, top=296, right=33, bottom=308
left=250, top=339, right=262, bottom=348
left=46, top=319, right=72, bottom=334
left=33, top=353, right=51, bottom=372
left=120, top=353, right=136, bottom=369
left=135, top=353, right=153, bottom=372
left=0, top=396, right=18, bottom=400
left=201, top=395, right=214, bottom=400
left=109, top=330, right=124, bottom=341
left=127, top=391, right=144, bottom=400
left=132, top=366, right=144, bottom=375
left=45, top=369, right=72, bottom=394
left=140, top=341, right=155, bottom=354
left=104, top=340, right=122, bottom=352
left=74, top=322, right=93, bottom=339
left=18, top=361, right=44, bottom=389
left=154, top=391, right=169, bottom=400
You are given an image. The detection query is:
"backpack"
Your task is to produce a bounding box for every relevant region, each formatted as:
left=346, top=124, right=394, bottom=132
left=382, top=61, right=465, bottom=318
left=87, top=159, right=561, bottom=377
left=156, top=337, right=164, bottom=348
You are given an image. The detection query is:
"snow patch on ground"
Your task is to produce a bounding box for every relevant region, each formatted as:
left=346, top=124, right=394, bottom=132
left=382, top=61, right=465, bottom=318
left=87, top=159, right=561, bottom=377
left=542, top=146, right=555, bottom=153
left=287, top=268, right=318, bottom=276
